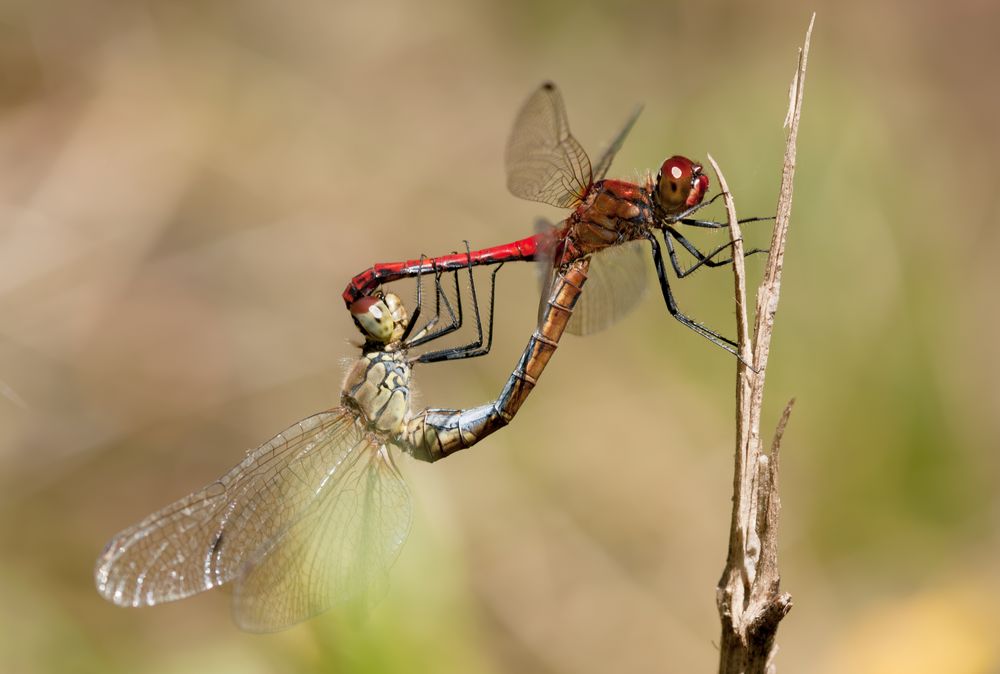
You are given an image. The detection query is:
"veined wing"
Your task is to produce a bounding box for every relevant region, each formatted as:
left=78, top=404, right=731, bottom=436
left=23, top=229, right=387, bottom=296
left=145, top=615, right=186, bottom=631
left=95, top=410, right=412, bottom=631
left=534, top=218, right=648, bottom=336
left=591, top=103, right=643, bottom=183
left=505, top=82, right=592, bottom=209
left=566, top=242, right=648, bottom=335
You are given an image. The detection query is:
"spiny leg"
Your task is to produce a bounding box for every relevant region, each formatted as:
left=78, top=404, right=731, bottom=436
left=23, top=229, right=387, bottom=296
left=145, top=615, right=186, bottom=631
left=677, top=215, right=774, bottom=229
left=415, top=243, right=501, bottom=363
left=646, top=233, right=749, bottom=362
left=664, top=191, right=773, bottom=229
left=417, top=263, right=503, bottom=363
left=663, top=226, right=768, bottom=278
left=406, top=262, right=464, bottom=347
left=399, top=253, right=429, bottom=343
left=665, top=191, right=724, bottom=223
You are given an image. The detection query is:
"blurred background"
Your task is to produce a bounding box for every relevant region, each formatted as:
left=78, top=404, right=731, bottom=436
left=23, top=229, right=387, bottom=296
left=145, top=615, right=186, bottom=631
left=1, top=0, right=999, bottom=672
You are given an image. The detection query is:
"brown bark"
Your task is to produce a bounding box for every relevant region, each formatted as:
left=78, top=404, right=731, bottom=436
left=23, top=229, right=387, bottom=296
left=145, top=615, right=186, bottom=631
left=713, top=13, right=814, bottom=674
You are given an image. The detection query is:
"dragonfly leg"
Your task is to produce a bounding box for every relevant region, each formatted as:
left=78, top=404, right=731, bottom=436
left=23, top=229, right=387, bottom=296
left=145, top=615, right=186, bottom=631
left=417, top=263, right=503, bottom=363
left=415, top=240, right=504, bottom=363
left=676, top=215, right=774, bottom=229
left=405, top=263, right=463, bottom=347
left=663, top=191, right=773, bottom=229
left=665, top=191, right=723, bottom=223
left=407, top=245, right=476, bottom=350
left=402, top=259, right=589, bottom=462
left=399, top=254, right=429, bottom=343
left=647, top=234, right=748, bottom=360
left=663, top=226, right=768, bottom=278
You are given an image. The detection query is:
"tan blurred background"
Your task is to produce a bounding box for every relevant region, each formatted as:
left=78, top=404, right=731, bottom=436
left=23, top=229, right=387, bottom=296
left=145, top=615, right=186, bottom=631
left=2, top=0, right=999, bottom=672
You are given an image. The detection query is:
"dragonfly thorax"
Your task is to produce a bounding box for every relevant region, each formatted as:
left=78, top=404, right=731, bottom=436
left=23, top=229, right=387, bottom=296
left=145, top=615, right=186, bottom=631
left=566, top=179, right=655, bottom=256
left=342, top=350, right=412, bottom=435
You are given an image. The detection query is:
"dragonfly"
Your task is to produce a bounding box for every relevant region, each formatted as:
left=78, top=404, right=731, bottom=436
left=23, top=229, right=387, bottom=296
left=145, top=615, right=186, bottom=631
left=344, top=81, right=766, bottom=353
left=406, top=255, right=591, bottom=462
left=95, top=259, right=506, bottom=632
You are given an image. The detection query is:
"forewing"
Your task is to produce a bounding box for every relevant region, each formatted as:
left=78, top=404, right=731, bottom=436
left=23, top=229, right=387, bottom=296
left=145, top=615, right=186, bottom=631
left=95, top=410, right=373, bottom=611
left=232, top=440, right=411, bottom=632
left=591, top=104, right=643, bottom=183
left=506, top=82, right=592, bottom=208
left=566, top=241, right=649, bottom=335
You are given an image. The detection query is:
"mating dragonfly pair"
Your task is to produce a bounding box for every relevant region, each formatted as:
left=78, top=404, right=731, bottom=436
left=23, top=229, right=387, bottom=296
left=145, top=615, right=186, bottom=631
left=95, top=82, right=765, bottom=631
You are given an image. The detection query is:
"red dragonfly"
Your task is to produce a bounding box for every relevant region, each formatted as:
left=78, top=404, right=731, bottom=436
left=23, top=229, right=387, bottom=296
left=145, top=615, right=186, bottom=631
left=344, top=82, right=764, bottom=353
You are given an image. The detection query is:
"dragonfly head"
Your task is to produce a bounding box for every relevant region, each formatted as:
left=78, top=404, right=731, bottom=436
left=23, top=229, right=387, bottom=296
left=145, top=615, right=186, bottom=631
left=654, top=156, right=709, bottom=217
left=350, top=296, right=393, bottom=344
left=350, top=293, right=411, bottom=345
left=381, top=293, right=410, bottom=342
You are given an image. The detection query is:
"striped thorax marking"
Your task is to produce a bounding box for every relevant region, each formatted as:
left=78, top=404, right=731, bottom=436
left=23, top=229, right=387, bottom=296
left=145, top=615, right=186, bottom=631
left=343, top=350, right=412, bottom=435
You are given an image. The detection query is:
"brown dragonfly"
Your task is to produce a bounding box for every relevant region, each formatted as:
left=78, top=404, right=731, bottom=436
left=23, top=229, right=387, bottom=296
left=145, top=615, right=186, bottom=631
left=95, top=262, right=505, bottom=631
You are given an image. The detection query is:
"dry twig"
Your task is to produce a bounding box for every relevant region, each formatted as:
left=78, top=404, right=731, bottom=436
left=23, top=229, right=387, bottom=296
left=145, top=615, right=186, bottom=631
left=713, top=13, right=814, bottom=674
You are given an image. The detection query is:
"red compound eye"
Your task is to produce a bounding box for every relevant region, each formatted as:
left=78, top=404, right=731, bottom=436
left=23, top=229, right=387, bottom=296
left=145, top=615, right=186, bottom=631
left=656, top=155, right=708, bottom=214
left=661, top=156, right=693, bottom=184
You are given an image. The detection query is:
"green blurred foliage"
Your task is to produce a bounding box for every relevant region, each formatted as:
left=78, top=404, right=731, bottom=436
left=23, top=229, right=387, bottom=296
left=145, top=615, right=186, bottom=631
left=1, top=1, right=999, bottom=672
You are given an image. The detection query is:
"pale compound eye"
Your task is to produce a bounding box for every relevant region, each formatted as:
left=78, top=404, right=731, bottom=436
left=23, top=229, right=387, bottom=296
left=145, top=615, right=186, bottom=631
left=350, top=297, right=395, bottom=343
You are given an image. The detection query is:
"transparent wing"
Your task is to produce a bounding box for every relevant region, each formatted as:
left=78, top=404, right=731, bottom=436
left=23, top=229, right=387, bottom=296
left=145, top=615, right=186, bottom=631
left=532, top=218, right=649, bottom=335
left=566, top=242, right=648, bottom=335
left=95, top=410, right=411, bottom=631
left=232, top=438, right=409, bottom=632
left=505, top=82, right=593, bottom=209
left=591, top=103, right=643, bottom=183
